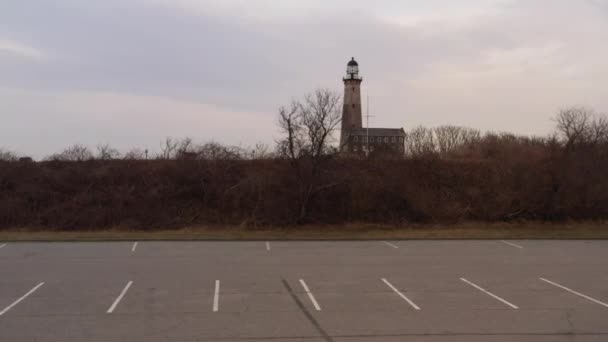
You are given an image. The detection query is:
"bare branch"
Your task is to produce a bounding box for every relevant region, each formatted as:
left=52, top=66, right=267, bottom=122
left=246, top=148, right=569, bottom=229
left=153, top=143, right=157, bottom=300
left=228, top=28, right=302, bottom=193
left=96, top=143, right=121, bottom=160
left=47, top=144, right=93, bottom=161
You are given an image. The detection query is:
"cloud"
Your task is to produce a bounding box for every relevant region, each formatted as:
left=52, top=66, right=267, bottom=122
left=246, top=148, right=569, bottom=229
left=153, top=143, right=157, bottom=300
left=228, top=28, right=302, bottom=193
left=0, top=39, right=47, bottom=60
left=150, top=0, right=510, bottom=23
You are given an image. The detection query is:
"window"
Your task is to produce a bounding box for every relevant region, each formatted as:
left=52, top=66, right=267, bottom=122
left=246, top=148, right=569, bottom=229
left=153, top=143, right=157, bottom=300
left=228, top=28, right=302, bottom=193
left=391, top=137, right=396, bottom=143
left=384, top=137, right=389, bottom=143
left=363, top=136, right=368, bottom=143
left=370, top=137, right=374, bottom=143
left=354, top=136, right=358, bottom=142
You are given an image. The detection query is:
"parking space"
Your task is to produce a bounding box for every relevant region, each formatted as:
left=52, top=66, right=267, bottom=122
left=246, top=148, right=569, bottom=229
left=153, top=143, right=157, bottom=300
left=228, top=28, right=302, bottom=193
left=0, top=240, right=607, bottom=341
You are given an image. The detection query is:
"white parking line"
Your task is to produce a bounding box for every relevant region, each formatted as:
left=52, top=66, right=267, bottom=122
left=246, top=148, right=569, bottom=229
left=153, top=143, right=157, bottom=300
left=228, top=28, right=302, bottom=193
left=0, top=282, right=45, bottom=316
left=299, top=279, right=321, bottom=311
left=381, top=278, right=421, bottom=310
left=540, top=278, right=608, bottom=308
left=382, top=241, right=399, bottom=249
left=0, top=243, right=6, bottom=249
left=501, top=240, right=523, bottom=249
left=460, top=278, right=519, bottom=309
left=107, top=281, right=133, bottom=314
left=131, top=242, right=138, bottom=253
left=213, top=280, right=220, bottom=312
left=266, top=242, right=271, bottom=251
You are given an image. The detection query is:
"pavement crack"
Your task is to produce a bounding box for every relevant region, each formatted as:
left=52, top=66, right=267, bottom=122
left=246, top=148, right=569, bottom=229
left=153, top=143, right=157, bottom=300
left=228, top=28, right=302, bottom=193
left=565, top=309, right=576, bottom=334
left=281, top=278, right=333, bottom=342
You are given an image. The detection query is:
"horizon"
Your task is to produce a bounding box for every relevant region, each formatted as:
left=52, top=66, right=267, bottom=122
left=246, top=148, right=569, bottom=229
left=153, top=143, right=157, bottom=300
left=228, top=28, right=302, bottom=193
left=2, top=0, right=608, bottom=159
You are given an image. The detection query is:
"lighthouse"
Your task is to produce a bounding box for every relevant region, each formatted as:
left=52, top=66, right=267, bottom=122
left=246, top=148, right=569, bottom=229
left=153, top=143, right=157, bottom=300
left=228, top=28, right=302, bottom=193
left=339, top=57, right=406, bottom=155
left=340, top=57, right=363, bottom=149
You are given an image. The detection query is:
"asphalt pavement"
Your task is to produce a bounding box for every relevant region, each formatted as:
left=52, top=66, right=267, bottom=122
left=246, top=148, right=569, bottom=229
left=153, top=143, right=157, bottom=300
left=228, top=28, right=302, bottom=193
left=1, top=240, right=607, bottom=341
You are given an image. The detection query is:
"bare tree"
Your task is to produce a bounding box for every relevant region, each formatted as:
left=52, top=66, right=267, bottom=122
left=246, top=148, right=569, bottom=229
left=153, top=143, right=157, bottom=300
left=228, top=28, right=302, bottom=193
left=555, top=106, right=608, bottom=149
left=123, top=148, right=146, bottom=160
left=278, top=89, right=342, bottom=158
left=555, top=107, right=592, bottom=149
left=47, top=144, right=93, bottom=161
left=277, top=101, right=303, bottom=162
left=434, top=126, right=481, bottom=155
left=277, top=88, right=342, bottom=223
left=96, top=143, right=121, bottom=160
left=159, top=137, right=179, bottom=159
left=196, top=142, right=242, bottom=160
left=177, top=138, right=194, bottom=155
left=249, top=142, right=272, bottom=160
left=589, top=115, right=608, bottom=144
left=0, top=148, right=18, bottom=162
left=405, top=126, right=436, bottom=157
left=175, top=138, right=198, bottom=160
left=300, top=89, right=342, bottom=158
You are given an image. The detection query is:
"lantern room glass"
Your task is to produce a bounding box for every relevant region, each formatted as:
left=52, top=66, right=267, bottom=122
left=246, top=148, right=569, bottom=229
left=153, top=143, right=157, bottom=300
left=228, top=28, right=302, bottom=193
left=347, top=65, right=359, bottom=75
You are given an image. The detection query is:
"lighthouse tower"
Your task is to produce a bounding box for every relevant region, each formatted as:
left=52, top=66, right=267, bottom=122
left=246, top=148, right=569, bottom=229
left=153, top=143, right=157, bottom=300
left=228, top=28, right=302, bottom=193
left=338, top=57, right=406, bottom=155
left=340, top=57, right=363, bottom=149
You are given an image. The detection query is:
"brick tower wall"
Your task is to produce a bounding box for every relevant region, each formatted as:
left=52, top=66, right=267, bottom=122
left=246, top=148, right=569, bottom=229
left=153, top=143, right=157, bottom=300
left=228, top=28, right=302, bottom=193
left=340, top=78, right=363, bottom=148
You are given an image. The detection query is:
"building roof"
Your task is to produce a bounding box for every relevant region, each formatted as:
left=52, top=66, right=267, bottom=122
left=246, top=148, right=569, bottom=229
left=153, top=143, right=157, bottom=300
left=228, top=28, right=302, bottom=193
left=347, top=57, right=359, bottom=67
left=347, top=127, right=405, bottom=137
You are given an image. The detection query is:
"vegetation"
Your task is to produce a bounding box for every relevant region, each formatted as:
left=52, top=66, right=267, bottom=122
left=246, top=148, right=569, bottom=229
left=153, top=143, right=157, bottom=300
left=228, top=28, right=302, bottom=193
left=2, top=222, right=607, bottom=241
left=1, top=96, right=607, bottom=230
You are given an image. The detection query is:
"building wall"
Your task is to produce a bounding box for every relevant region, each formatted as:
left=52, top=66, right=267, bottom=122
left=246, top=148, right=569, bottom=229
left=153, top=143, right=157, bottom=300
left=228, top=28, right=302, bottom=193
left=347, top=135, right=405, bottom=154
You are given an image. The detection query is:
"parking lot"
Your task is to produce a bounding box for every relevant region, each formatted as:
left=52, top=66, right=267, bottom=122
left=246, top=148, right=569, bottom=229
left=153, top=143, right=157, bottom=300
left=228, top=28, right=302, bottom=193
left=1, top=240, right=607, bottom=341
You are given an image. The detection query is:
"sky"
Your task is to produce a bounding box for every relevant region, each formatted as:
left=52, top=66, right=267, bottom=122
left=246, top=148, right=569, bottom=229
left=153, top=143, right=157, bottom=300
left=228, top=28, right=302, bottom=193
left=1, top=0, right=607, bottom=158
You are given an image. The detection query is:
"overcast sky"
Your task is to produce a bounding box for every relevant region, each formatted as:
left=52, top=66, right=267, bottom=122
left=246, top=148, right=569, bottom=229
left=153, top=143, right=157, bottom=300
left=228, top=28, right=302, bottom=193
left=1, top=0, right=607, bottom=158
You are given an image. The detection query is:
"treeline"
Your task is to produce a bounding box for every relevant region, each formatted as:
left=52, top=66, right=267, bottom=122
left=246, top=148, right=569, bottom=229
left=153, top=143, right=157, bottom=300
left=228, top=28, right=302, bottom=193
left=0, top=139, right=270, bottom=162
left=0, top=104, right=607, bottom=229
